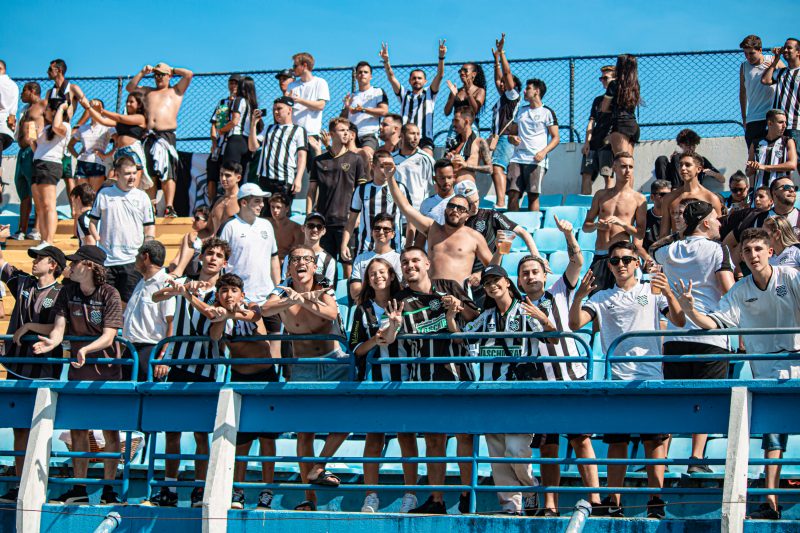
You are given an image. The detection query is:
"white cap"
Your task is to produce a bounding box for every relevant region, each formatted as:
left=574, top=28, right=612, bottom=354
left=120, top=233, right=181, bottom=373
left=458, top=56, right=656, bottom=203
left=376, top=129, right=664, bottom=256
left=237, top=183, right=272, bottom=200
left=453, top=180, right=479, bottom=198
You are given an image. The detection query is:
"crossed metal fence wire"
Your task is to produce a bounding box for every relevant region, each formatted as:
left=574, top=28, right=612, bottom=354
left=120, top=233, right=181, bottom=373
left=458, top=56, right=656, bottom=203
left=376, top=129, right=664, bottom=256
left=7, top=48, right=745, bottom=156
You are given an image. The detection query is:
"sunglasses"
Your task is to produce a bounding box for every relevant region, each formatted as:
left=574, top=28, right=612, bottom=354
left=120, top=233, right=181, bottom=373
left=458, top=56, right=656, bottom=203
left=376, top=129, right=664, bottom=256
left=305, top=223, right=324, bottom=230
left=194, top=215, right=208, bottom=222
left=288, top=255, right=315, bottom=264
left=373, top=226, right=394, bottom=233
left=446, top=202, right=469, bottom=213
left=730, top=187, right=748, bottom=193
left=608, top=256, right=638, bottom=266
left=154, top=72, right=168, bottom=78
left=651, top=192, right=669, bottom=197
left=776, top=184, right=799, bottom=192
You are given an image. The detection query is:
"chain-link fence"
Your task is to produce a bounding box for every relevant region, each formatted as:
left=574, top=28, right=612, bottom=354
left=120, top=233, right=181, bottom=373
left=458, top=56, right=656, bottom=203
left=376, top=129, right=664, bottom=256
left=7, top=49, right=744, bottom=154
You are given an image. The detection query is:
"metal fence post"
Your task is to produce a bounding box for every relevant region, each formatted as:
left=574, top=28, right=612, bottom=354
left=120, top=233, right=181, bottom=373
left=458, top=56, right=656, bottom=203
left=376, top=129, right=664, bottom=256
left=116, top=78, right=123, bottom=114
left=569, top=58, right=575, bottom=143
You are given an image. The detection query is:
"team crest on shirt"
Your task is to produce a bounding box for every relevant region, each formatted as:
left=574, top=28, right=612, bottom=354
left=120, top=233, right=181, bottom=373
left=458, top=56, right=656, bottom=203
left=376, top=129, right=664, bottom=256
left=21, top=290, right=30, bottom=299
left=260, top=231, right=269, bottom=239
left=777, top=285, right=788, bottom=297
left=508, top=318, right=521, bottom=331
left=342, top=163, right=351, bottom=172
left=538, top=299, right=552, bottom=311
left=90, top=310, right=103, bottom=324
left=636, top=295, right=649, bottom=306
left=42, top=297, right=54, bottom=308
left=475, top=220, right=486, bottom=232
left=429, top=299, right=441, bottom=311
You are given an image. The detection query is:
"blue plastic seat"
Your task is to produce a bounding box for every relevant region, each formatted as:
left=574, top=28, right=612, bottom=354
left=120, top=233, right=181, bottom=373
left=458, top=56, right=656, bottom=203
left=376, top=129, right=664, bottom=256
left=291, top=198, right=306, bottom=214
left=539, top=194, right=563, bottom=209
left=548, top=251, right=570, bottom=276
left=581, top=251, right=594, bottom=275
left=543, top=206, right=588, bottom=229
left=501, top=251, right=531, bottom=274
left=505, top=211, right=542, bottom=232
left=533, top=228, right=568, bottom=254
left=289, top=213, right=305, bottom=225
left=563, top=194, right=595, bottom=208
left=577, top=230, right=596, bottom=251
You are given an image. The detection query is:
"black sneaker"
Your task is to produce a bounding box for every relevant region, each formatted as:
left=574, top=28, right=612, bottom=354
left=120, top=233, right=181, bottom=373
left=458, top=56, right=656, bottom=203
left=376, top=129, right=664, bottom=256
left=100, top=486, right=121, bottom=505
left=257, top=489, right=273, bottom=510
left=50, top=486, right=89, bottom=505
left=148, top=487, right=178, bottom=507
left=646, top=496, right=666, bottom=519
left=231, top=488, right=245, bottom=510
left=749, top=502, right=782, bottom=520
left=523, top=494, right=538, bottom=517
left=409, top=495, right=447, bottom=514
left=458, top=492, right=470, bottom=514
left=190, top=487, right=204, bottom=508
left=687, top=458, right=713, bottom=475
left=0, top=487, right=18, bottom=503
left=593, top=496, right=624, bottom=517
left=164, top=206, right=178, bottom=218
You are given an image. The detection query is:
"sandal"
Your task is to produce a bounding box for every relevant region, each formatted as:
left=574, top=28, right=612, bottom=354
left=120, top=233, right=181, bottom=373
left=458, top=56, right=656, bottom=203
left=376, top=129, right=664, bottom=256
left=308, top=470, right=341, bottom=487
left=294, top=500, right=316, bottom=511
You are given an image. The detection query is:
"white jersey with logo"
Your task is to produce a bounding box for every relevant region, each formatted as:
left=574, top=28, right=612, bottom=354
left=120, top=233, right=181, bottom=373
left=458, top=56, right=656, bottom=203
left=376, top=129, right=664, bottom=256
left=510, top=104, right=557, bottom=167
left=89, top=185, right=156, bottom=266
left=288, top=76, right=330, bottom=136
left=394, top=148, right=435, bottom=210
left=218, top=215, right=279, bottom=304
left=420, top=193, right=453, bottom=225
left=770, top=244, right=800, bottom=269
left=348, top=86, right=388, bottom=136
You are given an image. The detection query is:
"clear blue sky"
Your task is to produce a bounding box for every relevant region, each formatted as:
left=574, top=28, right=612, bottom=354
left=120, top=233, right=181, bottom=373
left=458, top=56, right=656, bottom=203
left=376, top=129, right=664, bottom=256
left=1, top=0, right=798, bottom=77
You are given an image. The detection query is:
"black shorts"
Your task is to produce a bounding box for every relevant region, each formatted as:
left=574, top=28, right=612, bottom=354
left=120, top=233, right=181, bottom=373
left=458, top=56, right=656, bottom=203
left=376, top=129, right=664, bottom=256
left=123, top=343, right=157, bottom=382
left=588, top=253, right=615, bottom=295
left=262, top=314, right=281, bottom=333
left=259, top=178, right=295, bottom=206
left=531, top=434, right=592, bottom=448
left=602, top=433, right=669, bottom=445
left=319, top=224, right=354, bottom=265
left=419, top=136, right=435, bottom=152
left=76, top=161, right=106, bottom=179
left=207, top=156, right=222, bottom=185
left=662, top=341, right=729, bottom=379
left=507, top=163, right=545, bottom=195
left=221, top=134, right=251, bottom=173
left=107, top=262, right=143, bottom=303
left=580, top=147, right=614, bottom=180
left=231, top=368, right=280, bottom=444
left=32, top=160, right=61, bottom=186
left=357, top=134, right=379, bottom=150
left=0, top=132, right=12, bottom=152
left=611, top=116, right=640, bottom=144
left=166, top=366, right=216, bottom=383
left=144, top=130, right=178, bottom=182
left=744, top=120, right=767, bottom=151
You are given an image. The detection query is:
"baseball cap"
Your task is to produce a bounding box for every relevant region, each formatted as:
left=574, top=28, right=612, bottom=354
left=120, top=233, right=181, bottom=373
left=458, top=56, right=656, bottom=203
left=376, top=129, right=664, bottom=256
left=480, top=264, right=524, bottom=303
left=305, top=212, right=327, bottom=225
left=28, top=244, right=67, bottom=270
left=153, top=63, right=172, bottom=75
left=275, top=69, right=294, bottom=80
left=65, top=245, right=107, bottom=266
left=682, top=200, right=714, bottom=235
left=274, top=96, right=295, bottom=107
left=237, top=183, right=271, bottom=200
left=453, top=180, right=479, bottom=198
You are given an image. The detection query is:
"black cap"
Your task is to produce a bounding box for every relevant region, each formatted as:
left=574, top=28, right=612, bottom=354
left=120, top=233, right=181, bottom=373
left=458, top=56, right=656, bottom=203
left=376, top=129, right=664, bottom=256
left=228, top=74, right=242, bottom=83
left=305, top=212, right=326, bottom=224
left=481, top=264, right=524, bottom=306
left=65, top=245, right=107, bottom=266
left=275, top=69, right=294, bottom=80
left=28, top=245, right=67, bottom=270
left=682, top=200, right=714, bottom=235
left=274, top=95, right=295, bottom=107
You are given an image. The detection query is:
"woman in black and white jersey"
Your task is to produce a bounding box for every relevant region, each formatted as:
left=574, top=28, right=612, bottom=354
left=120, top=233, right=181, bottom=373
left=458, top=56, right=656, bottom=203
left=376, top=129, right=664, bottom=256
left=348, top=258, right=419, bottom=513
left=221, top=76, right=258, bottom=178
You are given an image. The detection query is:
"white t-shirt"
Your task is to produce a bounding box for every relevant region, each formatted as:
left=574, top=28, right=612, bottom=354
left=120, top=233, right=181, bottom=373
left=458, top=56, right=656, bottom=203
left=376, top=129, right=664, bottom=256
left=583, top=282, right=668, bottom=381
left=420, top=193, right=453, bottom=225
left=709, top=265, right=800, bottom=379
left=742, top=57, right=778, bottom=123
left=123, top=269, right=177, bottom=344
left=74, top=122, right=115, bottom=164
left=653, top=236, right=733, bottom=348
left=350, top=249, right=403, bottom=283
left=0, top=74, right=19, bottom=139
left=288, top=76, right=330, bottom=136
left=218, top=215, right=279, bottom=305
left=770, top=244, right=800, bottom=269
left=33, top=126, right=68, bottom=163
left=89, top=185, right=156, bottom=266
left=510, top=104, right=557, bottom=167
left=394, top=148, right=435, bottom=210
left=348, top=86, right=388, bottom=136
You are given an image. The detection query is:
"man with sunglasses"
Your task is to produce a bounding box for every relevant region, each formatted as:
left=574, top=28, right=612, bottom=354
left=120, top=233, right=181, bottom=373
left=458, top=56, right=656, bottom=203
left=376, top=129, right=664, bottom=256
left=569, top=241, right=685, bottom=519
left=126, top=62, right=194, bottom=218
left=580, top=65, right=616, bottom=194
left=349, top=213, right=403, bottom=299
left=281, top=212, right=336, bottom=287
left=659, top=152, right=724, bottom=238
left=387, top=167, right=498, bottom=285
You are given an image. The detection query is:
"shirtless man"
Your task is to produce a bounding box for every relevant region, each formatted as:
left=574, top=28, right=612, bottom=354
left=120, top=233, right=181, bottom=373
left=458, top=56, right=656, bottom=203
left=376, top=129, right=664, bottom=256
left=261, top=245, right=350, bottom=510
left=209, top=162, right=241, bottom=233
left=581, top=152, right=647, bottom=291
left=387, top=161, right=498, bottom=285
left=126, top=62, right=193, bottom=217
left=267, top=192, right=304, bottom=262
left=447, top=107, right=492, bottom=183
left=15, top=82, right=45, bottom=239
left=658, top=152, right=724, bottom=238
left=208, top=273, right=280, bottom=510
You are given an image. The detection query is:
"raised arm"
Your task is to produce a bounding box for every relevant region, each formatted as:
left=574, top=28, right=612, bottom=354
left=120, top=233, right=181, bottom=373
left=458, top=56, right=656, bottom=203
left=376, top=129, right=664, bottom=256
left=555, top=216, right=584, bottom=287
left=430, top=40, right=447, bottom=94
left=172, top=67, right=194, bottom=96
left=567, top=270, right=596, bottom=331
left=126, top=65, right=152, bottom=93
left=761, top=48, right=783, bottom=85
left=379, top=43, right=402, bottom=95
left=386, top=162, right=434, bottom=234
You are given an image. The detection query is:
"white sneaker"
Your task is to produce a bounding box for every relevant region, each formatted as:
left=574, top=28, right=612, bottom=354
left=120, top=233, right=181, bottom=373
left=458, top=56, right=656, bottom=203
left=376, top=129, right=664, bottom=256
left=25, top=229, right=40, bottom=240
left=399, top=492, right=418, bottom=513
left=12, top=231, right=24, bottom=240
left=361, top=493, right=379, bottom=513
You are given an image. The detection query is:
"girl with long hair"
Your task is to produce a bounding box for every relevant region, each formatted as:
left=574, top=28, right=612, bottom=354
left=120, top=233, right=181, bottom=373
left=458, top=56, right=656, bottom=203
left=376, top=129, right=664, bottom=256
left=221, top=76, right=258, bottom=175
left=444, top=62, right=487, bottom=125
left=764, top=215, right=800, bottom=268
left=31, top=100, right=69, bottom=243
left=69, top=99, right=114, bottom=191
left=601, top=54, right=641, bottom=156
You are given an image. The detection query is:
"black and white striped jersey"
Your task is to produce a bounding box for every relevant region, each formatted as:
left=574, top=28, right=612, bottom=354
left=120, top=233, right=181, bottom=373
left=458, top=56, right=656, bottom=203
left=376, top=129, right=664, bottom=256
left=349, top=299, right=408, bottom=382
left=527, top=275, right=588, bottom=381
left=462, top=299, right=542, bottom=382
left=163, top=279, right=221, bottom=380
left=396, top=86, right=438, bottom=140
left=350, top=180, right=409, bottom=254
left=396, top=279, right=476, bottom=382
left=772, top=67, right=800, bottom=130
left=751, top=134, right=792, bottom=192
left=255, top=123, right=308, bottom=184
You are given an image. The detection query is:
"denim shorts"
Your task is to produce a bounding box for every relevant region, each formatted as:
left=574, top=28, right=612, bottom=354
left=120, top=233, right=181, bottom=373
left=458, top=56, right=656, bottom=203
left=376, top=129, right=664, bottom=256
left=491, top=135, right=515, bottom=171
left=288, top=348, right=352, bottom=382
left=762, top=433, right=788, bottom=452
left=76, top=161, right=107, bottom=178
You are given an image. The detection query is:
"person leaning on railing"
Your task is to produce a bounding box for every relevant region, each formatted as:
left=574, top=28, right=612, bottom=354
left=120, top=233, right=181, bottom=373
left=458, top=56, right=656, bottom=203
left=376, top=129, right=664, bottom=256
left=674, top=227, right=800, bottom=521
left=31, top=245, right=124, bottom=506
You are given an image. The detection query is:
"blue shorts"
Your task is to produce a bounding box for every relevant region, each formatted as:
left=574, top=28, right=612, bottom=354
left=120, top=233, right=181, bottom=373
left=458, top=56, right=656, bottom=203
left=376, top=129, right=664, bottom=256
left=76, top=161, right=106, bottom=178
left=491, top=135, right=515, bottom=171
left=762, top=433, right=788, bottom=452
left=115, top=145, right=144, bottom=167
left=287, top=349, right=352, bottom=382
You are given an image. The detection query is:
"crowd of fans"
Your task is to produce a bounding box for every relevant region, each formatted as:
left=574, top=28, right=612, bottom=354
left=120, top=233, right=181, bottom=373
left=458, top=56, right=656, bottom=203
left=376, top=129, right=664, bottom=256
left=0, top=33, right=798, bottom=520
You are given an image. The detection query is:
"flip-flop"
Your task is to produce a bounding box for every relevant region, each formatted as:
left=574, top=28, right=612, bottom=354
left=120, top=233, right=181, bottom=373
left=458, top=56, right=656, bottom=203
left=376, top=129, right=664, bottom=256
left=308, top=470, right=341, bottom=487
left=294, top=500, right=316, bottom=511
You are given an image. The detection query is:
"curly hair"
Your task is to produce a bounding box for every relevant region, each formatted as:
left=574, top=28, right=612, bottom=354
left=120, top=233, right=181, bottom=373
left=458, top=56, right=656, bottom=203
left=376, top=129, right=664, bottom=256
left=86, top=261, right=107, bottom=287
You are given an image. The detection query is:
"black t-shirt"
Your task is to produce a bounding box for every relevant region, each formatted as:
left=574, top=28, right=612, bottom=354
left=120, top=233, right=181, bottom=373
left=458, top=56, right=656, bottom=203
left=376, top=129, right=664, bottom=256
left=395, top=279, right=477, bottom=382
left=605, top=80, right=635, bottom=119
left=720, top=205, right=755, bottom=241
left=466, top=208, right=517, bottom=273
left=662, top=153, right=719, bottom=189
left=589, top=94, right=612, bottom=150
left=643, top=207, right=662, bottom=252
left=76, top=211, right=91, bottom=246
left=309, top=151, right=367, bottom=226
